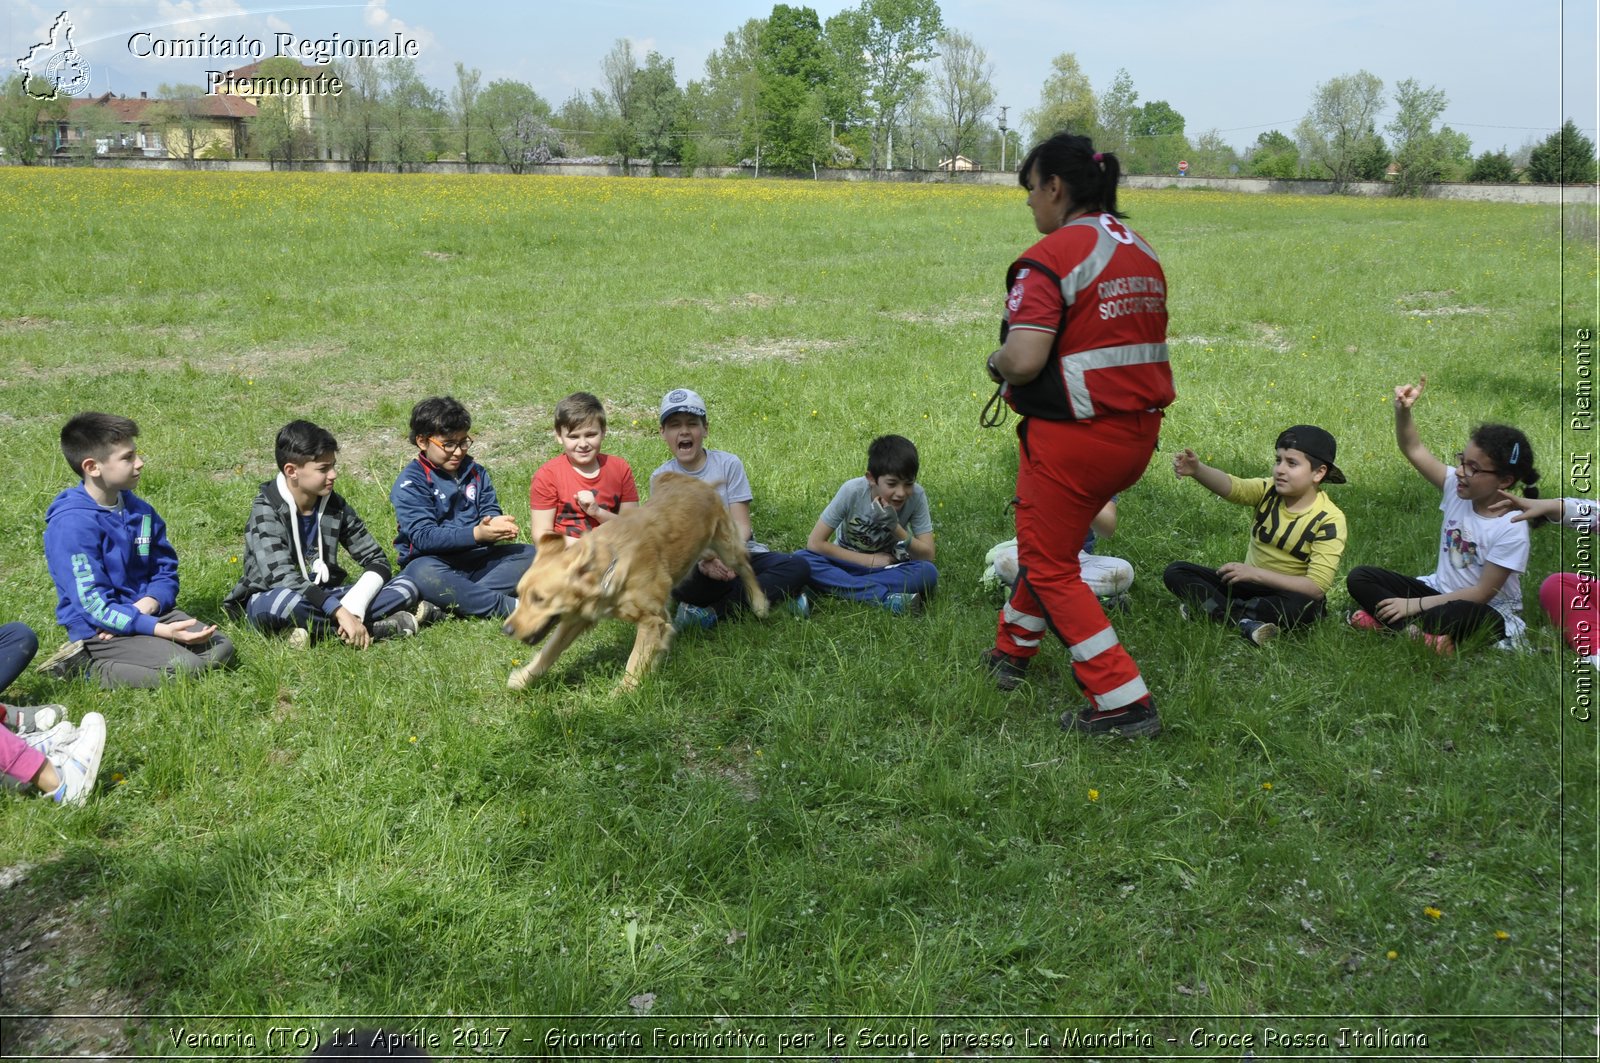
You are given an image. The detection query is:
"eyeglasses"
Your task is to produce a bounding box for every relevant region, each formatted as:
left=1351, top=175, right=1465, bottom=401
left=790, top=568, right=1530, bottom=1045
left=1455, top=452, right=1499, bottom=478
left=427, top=436, right=473, bottom=454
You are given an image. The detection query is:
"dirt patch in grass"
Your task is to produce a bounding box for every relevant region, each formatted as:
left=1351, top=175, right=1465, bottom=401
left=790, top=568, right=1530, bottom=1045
left=694, top=338, right=841, bottom=365
left=891, top=302, right=990, bottom=326
left=1251, top=322, right=1292, bottom=352
left=679, top=740, right=759, bottom=803
left=0, top=316, right=54, bottom=331
left=0, top=862, right=145, bottom=1059
left=421, top=250, right=458, bottom=261
left=667, top=292, right=795, bottom=313
left=1395, top=290, right=1491, bottom=317
left=1400, top=305, right=1490, bottom=317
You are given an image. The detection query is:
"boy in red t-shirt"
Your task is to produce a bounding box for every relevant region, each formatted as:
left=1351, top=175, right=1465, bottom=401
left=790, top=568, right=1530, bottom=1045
left=529, top=392, right=639, bottom=541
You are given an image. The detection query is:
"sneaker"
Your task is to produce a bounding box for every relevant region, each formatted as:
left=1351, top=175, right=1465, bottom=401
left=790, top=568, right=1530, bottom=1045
left=23, top=720, right=80, bottom=757
left=372, top=612, right=419, bottom=641
left=673, top=603, right=718, bottom=632
left=286, top=627, right=312, bottom=651
left=1177, top=603, right=1191, bottom=622
left=2, top=703, right=64, bottom=735
left=1239, top=618, right=1279, bottom=646
left=413, top=600, right=442, bottom=628
left=783, top=592, right=811, bottom=619
left=981, top=648, right=1030, bottom=691
left=1347, top=609, right=1384, bottom=632
left=1100, top=592, right=1133, bottom=615
left=882, top=592, right=924, bottom=615
left=1419, top=630, right=1456, bottom=656
left=34, top=639, right=88, bottom=679
left=47, top=712, right=105, bottom=805
left=1060, top=697, right=1163, bottom=738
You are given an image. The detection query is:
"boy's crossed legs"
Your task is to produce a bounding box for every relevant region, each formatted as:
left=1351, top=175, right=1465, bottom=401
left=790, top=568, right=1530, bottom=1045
left=402, top=544, right=536, bottom=619
left=245, top=577, right=421, bottom=640
left=77, top=611, right=236, bottom=689
left=1162, top=562, right=1325, bottom=629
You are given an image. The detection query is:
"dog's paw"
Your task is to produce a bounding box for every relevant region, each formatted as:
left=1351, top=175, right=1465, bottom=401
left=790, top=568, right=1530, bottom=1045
left=507, top=668, right=530, bottom=691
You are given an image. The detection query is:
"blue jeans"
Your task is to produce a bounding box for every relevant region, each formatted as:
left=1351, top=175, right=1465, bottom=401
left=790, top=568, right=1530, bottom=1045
left=673, top=550, right=812, bottom=617
left=795, top=550, right=937, bottom=603
left=0, top=621, right=39, bottom=696
left=245, top=577, right=421, bottom=636
left=401, top=544, right=537, bottom=619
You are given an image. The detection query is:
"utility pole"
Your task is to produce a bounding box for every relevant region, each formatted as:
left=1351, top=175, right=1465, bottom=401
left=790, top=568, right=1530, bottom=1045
left=998, top=106, right=1009, bottom=172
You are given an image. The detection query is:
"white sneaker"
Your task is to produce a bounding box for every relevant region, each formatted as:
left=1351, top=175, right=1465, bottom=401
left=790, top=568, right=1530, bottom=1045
left=48, top=712, right=105, bottom=805
left=287, top=627, right=311, bottom=650
left=413, top=601, right=441, bottom=627
left=24, top=720, right=80, bottom=757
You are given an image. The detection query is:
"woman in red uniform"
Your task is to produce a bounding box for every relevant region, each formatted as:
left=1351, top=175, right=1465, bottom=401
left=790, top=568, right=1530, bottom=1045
left=983, top=132, right=1175, bottom=737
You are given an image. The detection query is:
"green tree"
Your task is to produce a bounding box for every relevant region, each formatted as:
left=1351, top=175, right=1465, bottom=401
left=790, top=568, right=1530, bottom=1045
left=555, top=91, right=614, bottom=157
left=1248, top=129, right=1300, bottom=178
left=755, top=5, right=829, bottom=172
left=1295, top=69, right=1384, bottom=190
left=691, top=18, right=764, bottom=166
left=1467, top=147, right=1517, bottom=183
left=0, top=73, right=66, bottom=164
left=1188, top=128, right=1238, bottom=177
left=600, top=38, right=640, bottom=166
left=327, top=56, right=381, bottom=168
left=630, top=51, right=683, bottom=172
left=928, top=28, right=994, bottom=169
left=375, top=58, right=445, bottom=170
left=1386, top=78, right=1453, bottom=196
left=1025, top=52, right=1096, bottom=145
left=1527, top=119, right=1598, bottom=184
left=1347, top=127, right=1390, bottom=181
left=829, top=0, right=943, bottom=171
left=247, top=57, right=315, bottom=166
left=451, top=61, right=482, bottom=166
left=1126, top=99, right=1185, bottom=174
left=1094, top=68, right=1138, bottom=158
left=147, top=82, right=209, bottom=163
left=479, top=79, right=556, bottom=172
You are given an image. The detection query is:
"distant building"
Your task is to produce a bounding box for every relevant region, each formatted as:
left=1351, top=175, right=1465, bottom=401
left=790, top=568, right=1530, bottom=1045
left=48, top=91, right=256, bottom=158
left=213, top=60, right=336, bottom=159
left=938, top=155, right=978, bottom=172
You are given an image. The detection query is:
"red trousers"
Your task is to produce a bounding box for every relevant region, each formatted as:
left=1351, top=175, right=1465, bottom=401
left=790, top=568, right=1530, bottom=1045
left=995, top=412, right=1162, bottom=711
left=1540, top=572, right=1599, bottom=658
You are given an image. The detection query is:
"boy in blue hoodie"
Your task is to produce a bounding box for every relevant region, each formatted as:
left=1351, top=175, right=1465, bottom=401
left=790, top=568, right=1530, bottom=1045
left=391, top=396, right=536, bottom=619
left=40, top=413, right=235, bottom=687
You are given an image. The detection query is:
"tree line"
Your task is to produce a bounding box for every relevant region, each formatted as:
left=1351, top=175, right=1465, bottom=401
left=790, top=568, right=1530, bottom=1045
left=3, top=4, right=1596, bottom=189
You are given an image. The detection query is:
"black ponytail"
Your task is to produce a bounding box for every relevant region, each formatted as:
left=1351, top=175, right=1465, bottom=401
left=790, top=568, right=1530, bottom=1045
left=1018, top=132, right=1126, bottom=218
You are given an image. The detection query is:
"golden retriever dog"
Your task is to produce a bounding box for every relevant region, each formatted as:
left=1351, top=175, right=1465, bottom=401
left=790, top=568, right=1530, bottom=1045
left=503, top=472, right=768, bottom=693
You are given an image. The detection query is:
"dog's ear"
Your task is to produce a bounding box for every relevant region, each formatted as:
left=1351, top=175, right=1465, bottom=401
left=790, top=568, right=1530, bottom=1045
left=535, top=532, right=567, bottom=555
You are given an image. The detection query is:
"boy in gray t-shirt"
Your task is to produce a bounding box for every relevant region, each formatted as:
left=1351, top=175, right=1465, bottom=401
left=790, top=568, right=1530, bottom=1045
left=654, top=388, right=811, bottom=630
left=796, top=434, right=938, bottom=613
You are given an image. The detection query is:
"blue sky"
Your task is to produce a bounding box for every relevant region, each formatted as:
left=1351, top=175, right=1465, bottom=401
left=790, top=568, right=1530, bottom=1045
left=8, top=0, right=1596, bottom=153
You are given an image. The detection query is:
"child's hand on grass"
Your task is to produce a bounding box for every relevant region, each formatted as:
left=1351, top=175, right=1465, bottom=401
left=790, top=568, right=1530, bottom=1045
left=1393, top=375, right=1427, bottom=410
left=1172, top=448, right=1201, bottom=479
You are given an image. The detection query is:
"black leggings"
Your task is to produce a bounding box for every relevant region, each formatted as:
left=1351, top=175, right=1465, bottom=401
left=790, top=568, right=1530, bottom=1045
left=1162, top=561, right=1326, bottom=630
left=1345, top=565, right=1507, bottom=643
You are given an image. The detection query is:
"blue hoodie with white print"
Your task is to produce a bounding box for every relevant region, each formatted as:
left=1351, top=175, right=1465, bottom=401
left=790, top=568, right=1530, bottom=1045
left=43, top=484, right=180, bottom=640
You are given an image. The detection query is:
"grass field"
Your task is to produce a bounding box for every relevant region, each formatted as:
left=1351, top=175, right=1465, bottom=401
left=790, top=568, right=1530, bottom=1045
left=0, top=168, right=1594, bottom=1058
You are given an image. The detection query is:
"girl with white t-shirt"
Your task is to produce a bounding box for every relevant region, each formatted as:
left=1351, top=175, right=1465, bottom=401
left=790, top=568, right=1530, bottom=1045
left=1345, top=376, right=1540, bottom=654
